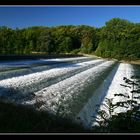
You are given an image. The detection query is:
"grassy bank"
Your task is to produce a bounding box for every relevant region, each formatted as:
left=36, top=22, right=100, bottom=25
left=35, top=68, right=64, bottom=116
left=0, top=101, right=87, bottom=133
left=83, top=53, right=140, bottom=65
left=119, top=60, right=140, bottom=65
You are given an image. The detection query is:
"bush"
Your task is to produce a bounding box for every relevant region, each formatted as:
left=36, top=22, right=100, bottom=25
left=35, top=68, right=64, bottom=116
left=93, top=76, right=140, bottom=132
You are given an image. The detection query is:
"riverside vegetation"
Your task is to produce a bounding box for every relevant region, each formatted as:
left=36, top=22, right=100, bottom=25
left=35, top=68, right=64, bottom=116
left=93, top=76, right=140, bottom=132
left=0, top=18, right=140, bottom=61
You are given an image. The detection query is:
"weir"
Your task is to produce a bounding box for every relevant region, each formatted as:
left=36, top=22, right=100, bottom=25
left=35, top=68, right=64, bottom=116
left=0, top=57, right=91, bottom=80
left=75, top=63, right=135, bottom=129
left=75, top=62, right=120, bottom=129
left=0, top=57, right=137, bottom=130
left=29, top=61, right=116, bottom=118
left=98, top=63, right=135, bottom=115
left=0, top=59, right=104, bottom=102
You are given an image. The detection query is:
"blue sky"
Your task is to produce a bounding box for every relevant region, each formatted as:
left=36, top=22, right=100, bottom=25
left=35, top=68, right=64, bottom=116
left=1, top=6, right=140, bottom=28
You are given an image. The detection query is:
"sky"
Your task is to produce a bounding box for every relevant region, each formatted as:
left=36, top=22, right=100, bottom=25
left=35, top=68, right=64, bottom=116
left=1, top=6, right=140, bottom=29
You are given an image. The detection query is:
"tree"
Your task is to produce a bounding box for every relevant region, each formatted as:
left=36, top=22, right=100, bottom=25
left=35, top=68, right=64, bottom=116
left=58, top=37, right=73, bottom=53
left=0, top=18, right=140, bottom=60
left=37, top=29, right=54, bottom=54
left=95, top=18, right=139, bottom=60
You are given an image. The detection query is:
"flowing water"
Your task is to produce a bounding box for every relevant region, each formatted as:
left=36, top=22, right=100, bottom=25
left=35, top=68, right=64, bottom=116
left=0, top=57, right=139, bottom=129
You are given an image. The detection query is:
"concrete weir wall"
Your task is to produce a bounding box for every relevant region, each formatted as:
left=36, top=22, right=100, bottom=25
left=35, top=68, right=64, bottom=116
left=0, top=57, right=137, bottom=130
left=75, top=63, right=135, bottom=129
left=75, top=63, right=120, bottom=129
left=99, top=63, right=134, bottom=116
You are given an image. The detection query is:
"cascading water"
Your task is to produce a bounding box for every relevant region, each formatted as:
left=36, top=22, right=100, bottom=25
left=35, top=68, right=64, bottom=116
left=0, top=59, right=104, bottom=102
left=87, top=63, right=134, bottom=128
left=0, top=57, right=91, bottom=80
left=24, top=61, right=116, bottom=118
left=99, top=63, right=134, bottom=114
left=0, top=57, right=138, bottom=130
left=76, top=62, right=120, bottom=129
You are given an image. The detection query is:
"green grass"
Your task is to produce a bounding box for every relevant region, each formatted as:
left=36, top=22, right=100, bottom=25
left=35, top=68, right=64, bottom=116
left=0, top=101, right=88, bottom=133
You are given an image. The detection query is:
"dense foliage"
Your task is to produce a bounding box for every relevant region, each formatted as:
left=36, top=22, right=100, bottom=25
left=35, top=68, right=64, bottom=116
left=0, top=25, right=97, bottom=55
left=0, top=18, right=140, bottom=60
left=95, top=18, right=140, bottom=60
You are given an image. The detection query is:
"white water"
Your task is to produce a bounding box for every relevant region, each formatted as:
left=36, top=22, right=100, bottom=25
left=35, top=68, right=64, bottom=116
left=100, top=63, right=134, bottom=113
left=24, top=60, right=115, bottom=115
left=76, top=63, right=120, bottom=128
left=0, top=59, right=104, bottom=96
left=0, top=56, right=89, bottom=70
left=93, top=63, right=134, bottom=127
left=0, top=57, right=137, bottom=130
left=75, top=63, right=135, bottom=128
left=0, top=57, right=95, bottom=80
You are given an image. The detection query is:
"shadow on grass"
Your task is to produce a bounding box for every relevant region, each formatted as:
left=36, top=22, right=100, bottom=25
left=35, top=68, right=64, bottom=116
left=0, top=85, right=91, bottom=133
left=0, top=100, right=89, bottom=133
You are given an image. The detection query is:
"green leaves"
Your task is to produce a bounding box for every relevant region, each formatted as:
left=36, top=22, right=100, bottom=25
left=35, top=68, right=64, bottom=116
left=95, top=18, right=140, bottom=60
left=93, top=76, right=140, bottom=132
left=1, top=18, right=140, bottom=58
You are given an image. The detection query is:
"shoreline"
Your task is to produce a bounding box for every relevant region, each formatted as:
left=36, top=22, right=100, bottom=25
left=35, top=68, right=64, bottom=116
left=83, top=54, right=140, bottom=65
left=119, top=60, right=140, bottom=65
left=0, top=53, right=140, bottom=65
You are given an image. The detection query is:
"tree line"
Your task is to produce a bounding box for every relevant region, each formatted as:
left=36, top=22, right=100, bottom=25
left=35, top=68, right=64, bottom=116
left=0, top=18, right=140, bottom=60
